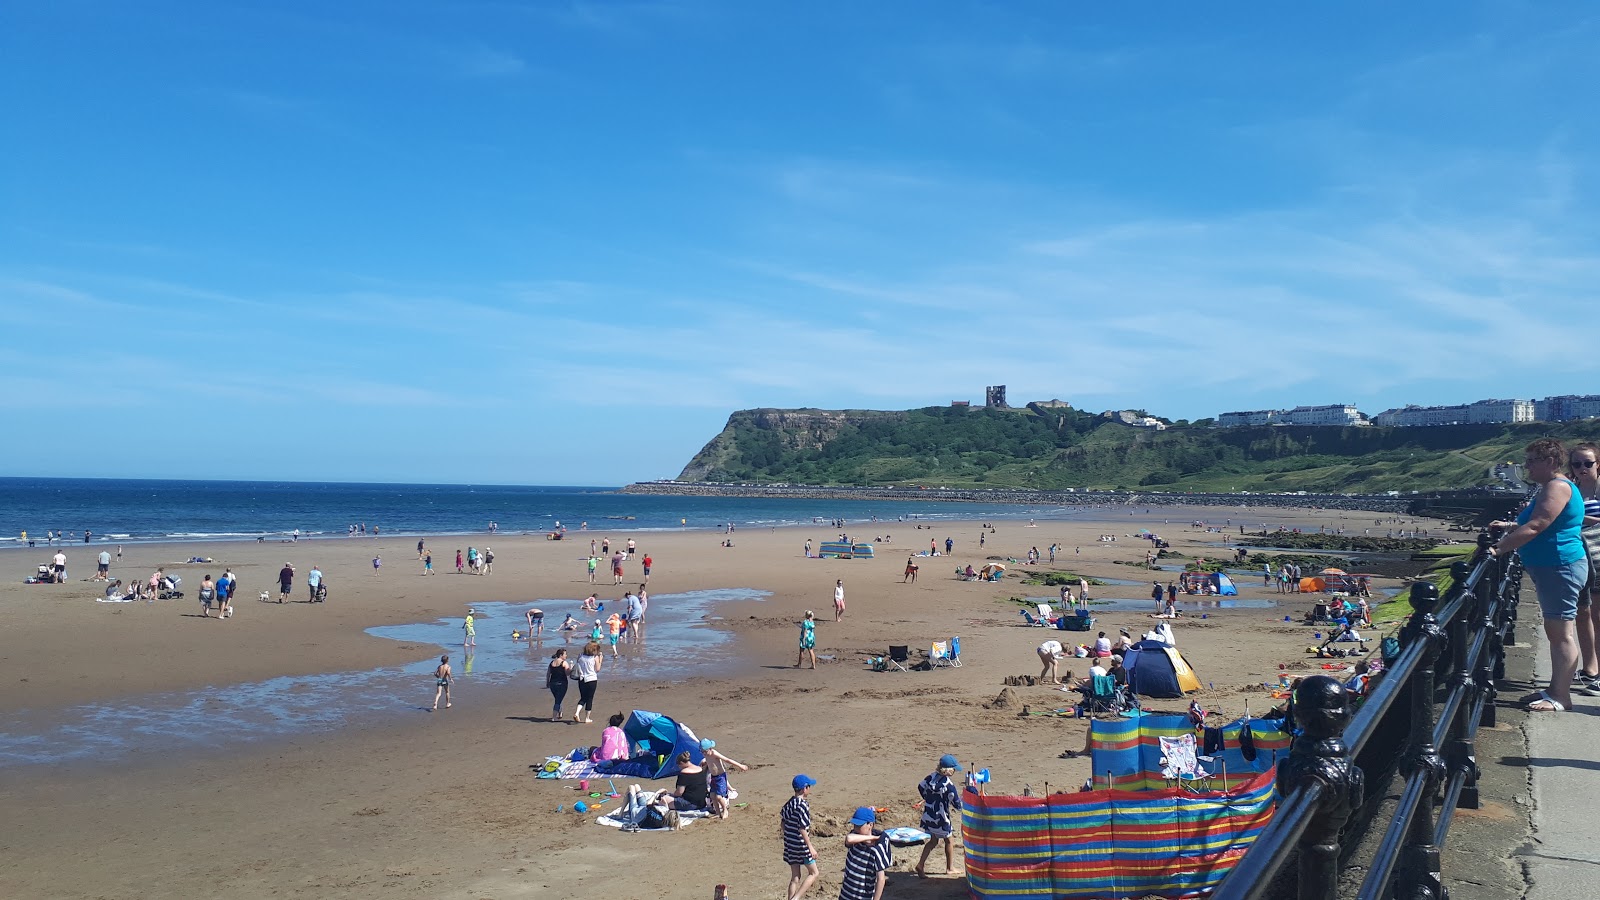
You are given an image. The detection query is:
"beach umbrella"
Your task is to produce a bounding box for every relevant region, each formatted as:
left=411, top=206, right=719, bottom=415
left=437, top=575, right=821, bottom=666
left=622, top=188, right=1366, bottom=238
left=1319, top=567, right=1348, bottom=576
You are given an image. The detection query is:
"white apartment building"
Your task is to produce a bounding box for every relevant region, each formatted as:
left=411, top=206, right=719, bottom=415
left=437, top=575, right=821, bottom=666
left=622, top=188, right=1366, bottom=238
left=1218, top=409, right=1280, bottom=427
left=1373, top=399, right=1535, bottom=427
left=1536, top=395, right=1600, bottom=422
left=1281, top=404, right=1368, bottom=426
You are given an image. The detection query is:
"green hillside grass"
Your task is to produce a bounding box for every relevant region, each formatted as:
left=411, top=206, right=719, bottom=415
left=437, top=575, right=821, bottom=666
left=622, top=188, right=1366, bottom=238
left=680, top=406, right=1600, bottom=493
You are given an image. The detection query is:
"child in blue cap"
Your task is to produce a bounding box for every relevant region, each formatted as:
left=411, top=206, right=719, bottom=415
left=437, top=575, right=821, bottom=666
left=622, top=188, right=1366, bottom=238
left=839, top=805, right=891, bottom=900
left=916, top=754, right=964, bottom=877
left=782, top=775, right=819, bottom=900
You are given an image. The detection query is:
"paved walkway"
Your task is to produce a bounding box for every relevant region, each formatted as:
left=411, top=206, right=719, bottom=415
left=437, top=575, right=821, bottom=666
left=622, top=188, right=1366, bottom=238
left=1524, top=621, right=1600, bottom=897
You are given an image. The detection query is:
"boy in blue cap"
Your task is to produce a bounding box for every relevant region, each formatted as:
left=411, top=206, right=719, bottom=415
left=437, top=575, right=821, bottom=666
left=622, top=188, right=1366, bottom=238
left=915, top=754, right=964, bottom=877
left=840, top=806, right=891, bottom=900
left=781, top=775, right=819, bottom=900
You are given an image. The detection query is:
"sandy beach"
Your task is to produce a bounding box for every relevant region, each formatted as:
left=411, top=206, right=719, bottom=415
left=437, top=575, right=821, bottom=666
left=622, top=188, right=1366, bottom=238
left=0, top=505, right=1422, bottom=899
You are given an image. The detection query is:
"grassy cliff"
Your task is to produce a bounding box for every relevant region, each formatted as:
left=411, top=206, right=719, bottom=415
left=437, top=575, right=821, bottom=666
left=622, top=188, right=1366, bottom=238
left=675, top=406, right=1600, bottom=493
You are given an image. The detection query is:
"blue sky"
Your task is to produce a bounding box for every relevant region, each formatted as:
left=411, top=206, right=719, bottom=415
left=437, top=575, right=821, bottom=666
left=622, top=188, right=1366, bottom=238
left=3, top=2, right=1597, bottom=484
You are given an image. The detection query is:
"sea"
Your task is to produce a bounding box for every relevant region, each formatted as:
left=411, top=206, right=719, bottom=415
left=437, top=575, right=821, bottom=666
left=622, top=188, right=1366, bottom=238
left=0, top=477, right=1101, bottom=547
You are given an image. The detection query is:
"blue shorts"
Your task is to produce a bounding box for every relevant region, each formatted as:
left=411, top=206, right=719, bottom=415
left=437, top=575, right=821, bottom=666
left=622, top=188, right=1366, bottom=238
left=1527, top=558, right=1587, bottom=622
left=710, top=772, right=729, bottom=797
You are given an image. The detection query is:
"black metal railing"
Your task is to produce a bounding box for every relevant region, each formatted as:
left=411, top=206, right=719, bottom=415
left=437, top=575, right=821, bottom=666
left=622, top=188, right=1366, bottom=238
left=1211, top=531, right=1522, bottom=900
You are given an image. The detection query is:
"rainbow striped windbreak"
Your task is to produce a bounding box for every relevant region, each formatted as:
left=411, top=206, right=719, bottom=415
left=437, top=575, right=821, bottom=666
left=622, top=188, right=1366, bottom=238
left=1086, top=714, right=1292, bottom=792
left=962, top=768, right=1277, bottom=899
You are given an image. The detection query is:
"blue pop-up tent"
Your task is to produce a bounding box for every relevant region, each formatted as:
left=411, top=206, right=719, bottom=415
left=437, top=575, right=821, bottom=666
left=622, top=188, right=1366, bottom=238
left=595, top=710, right=704, bottom=779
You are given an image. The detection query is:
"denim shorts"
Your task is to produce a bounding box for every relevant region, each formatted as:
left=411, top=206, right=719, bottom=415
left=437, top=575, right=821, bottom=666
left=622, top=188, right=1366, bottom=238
left=1526, top=558, right=1588, bottom=622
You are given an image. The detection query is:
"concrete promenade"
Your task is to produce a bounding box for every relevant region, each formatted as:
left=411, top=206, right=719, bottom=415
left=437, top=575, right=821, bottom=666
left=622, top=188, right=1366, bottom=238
left=1525, top=622, right=1600, bottom=897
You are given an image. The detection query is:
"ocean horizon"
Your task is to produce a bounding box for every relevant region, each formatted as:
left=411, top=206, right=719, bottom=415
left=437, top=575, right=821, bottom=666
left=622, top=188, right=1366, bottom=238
left=0, top=476, right=1095, bottom=547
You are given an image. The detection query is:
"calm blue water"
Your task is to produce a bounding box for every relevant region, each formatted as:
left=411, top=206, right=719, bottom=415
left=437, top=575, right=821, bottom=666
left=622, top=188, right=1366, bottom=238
left=0, top=588, right=768, bottom=768
left=0, top=477, right=1096, bottom=546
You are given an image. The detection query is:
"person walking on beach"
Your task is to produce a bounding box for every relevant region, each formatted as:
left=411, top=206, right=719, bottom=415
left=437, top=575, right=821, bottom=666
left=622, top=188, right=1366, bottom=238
left=915, top=754, right=964, bottom=878
left=587, top=555, right=599, bottom=583
left=572, top=641, right=602, bottom=724
left=833, top=580, right=846, bottom=622
left=372, top=555, right=381, bottom=575
left=95, top=548, right=110, bottom=581
left=612, top=551, right=626, bottom=585
left=456, top=549, right=464, bottom=574
left=199, top=574, right=217, bottom=617
left=307, top=564, right=323, bottom=602
left=1079, top=577, right=1090, bottom=604
left=626, top=538, right=636, bottom=557
left=417, top=539, right=425, bottom=560
left=796, top=611, right=818, bottom=669
left=545, top=648, right=571, bottom=721
left=782, top=775, right=820, bottom=900
left=423, top=552, right=434, bottom=575
left=431, top=655, right=452, bottom=710
left=602, top=537, right=610, bottom=555
left=590, top=538, right=597, bottom=556
left=641, top=553, right=652, bottom=582
left=483, top=547, right=494, bottom=575
left=279, top=562, right=295, bottom=603
left=463, top=610, right=476, bottom=647
left=1151, top=581, right=1163, bottom=612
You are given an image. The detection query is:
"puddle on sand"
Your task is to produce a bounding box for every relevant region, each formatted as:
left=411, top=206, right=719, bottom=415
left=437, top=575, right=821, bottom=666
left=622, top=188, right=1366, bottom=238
left=0, top=588, right=769, bottom=769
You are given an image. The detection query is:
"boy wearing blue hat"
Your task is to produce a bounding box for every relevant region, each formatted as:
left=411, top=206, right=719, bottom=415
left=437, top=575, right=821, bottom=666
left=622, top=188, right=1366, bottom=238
left=840, top=806, right=891, bottom=900
left=781, top=775, right=819, bottom=900
left=700, top=738, right=749, bottom=819
left=916, top=754, right=964, bottom=877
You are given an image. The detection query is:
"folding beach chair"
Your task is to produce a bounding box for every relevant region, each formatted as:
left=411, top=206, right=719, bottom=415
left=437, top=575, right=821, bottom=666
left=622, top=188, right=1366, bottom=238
left=930, top=641, right=952, bottom=668
left=948, top=636, right=962, bottom=667
left=886, top=645, right=911, bottom=673
left=1079, top=674, right=1123, bottom=716
left=1020, top=610, right=1046, bottom=627
left=1036, top=603, right=1056, bottom=621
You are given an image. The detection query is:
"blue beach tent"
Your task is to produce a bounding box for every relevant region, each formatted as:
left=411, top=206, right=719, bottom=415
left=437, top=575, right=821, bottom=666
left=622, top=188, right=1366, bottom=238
left=595, top=710, right=704, bottom=779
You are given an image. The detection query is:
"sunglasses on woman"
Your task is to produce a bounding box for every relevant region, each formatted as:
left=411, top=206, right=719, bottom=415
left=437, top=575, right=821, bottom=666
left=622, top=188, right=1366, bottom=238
left=1572, top=459, right=1598, bottom=469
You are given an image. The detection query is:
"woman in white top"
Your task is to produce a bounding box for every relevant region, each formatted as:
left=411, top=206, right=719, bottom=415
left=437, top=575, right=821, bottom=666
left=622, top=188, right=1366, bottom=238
left=572, top=641, right=603, bottom=724
left=1037, top=640, right=1065, bottom=684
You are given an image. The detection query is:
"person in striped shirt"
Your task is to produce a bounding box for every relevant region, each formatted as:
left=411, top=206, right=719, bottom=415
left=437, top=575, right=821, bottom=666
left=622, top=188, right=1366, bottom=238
left=915, top=754, right=963, bottom=877
left=781, top=775, right=819, bottom=900
left=839, top=807, right=892, bottom=900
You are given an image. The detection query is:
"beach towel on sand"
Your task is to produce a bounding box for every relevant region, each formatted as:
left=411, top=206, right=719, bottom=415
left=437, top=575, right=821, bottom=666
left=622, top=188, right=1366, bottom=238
left=596, top=790, right=711, bottom=830
left=536, top=754, right=602, bottom=780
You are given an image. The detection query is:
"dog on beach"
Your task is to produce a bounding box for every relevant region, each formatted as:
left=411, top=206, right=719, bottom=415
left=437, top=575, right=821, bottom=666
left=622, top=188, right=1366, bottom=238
left=259, top=590, right=271, bottom=603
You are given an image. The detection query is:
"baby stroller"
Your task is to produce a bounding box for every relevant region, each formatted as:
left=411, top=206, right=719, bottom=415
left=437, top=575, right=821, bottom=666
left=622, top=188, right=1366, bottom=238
left=313, top=580, right=328, bottom=603
left=158, top=575, right=184, bottom=600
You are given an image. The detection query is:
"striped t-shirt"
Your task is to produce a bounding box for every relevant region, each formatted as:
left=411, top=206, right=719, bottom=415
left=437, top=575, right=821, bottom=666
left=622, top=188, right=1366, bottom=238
left=840, top=832, right=893, bottom=900
left=780, top=795, right=812, bottom=864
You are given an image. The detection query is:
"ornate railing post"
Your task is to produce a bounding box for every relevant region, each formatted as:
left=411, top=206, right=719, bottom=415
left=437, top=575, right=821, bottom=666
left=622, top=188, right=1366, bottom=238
left=1277, top=675, right=1363, bottom=900
left=1450, top=557, right=1484, bottom=809
left=1398, top=583, right=1449, bottom=900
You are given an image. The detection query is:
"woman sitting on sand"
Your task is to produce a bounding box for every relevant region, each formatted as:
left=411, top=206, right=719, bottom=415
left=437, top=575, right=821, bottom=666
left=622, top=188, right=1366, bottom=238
left=598, top=713, right=630, bottom=761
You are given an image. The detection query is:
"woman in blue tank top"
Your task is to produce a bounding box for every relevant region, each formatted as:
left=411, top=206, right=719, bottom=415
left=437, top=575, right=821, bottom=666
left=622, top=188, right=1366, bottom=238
left=1492, top=438, right=1586, bottom=712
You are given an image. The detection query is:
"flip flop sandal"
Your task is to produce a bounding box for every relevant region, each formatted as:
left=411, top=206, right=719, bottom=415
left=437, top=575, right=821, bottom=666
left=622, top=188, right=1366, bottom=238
left=1526, top=691, right=1567, bottom=712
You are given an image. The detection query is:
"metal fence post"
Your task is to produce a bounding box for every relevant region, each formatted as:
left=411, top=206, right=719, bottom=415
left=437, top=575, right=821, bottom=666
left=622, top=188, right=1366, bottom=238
left=1277, top=675, right=1363, bottom=900
left=1398, top=582, right=1449, bottom=900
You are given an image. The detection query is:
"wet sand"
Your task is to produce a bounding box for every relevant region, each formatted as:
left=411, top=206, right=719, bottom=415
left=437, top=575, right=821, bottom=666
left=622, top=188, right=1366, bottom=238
left=0, top=505, right=1420, bottom=898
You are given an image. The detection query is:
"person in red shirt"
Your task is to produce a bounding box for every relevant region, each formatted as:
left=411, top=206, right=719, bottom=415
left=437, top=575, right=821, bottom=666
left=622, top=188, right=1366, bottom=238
left=641, top=554, right=653, bottom=582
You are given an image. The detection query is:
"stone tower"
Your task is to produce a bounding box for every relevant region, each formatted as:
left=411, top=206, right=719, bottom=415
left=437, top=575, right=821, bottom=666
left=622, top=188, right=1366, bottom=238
left=985, top=385, right=1008, bottom=408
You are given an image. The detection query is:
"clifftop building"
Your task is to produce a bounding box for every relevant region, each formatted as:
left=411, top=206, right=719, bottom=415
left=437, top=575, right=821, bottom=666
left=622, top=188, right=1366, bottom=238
left=1372, top=399, right=1535, bottom=427
left=1217, top=404, right=1368, bottom=427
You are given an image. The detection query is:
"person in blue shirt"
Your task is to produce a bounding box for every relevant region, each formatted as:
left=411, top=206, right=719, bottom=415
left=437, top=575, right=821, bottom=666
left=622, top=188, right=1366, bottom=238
left=915, top=754, right=963, bottom=878
left=307, top=566, right=323, bottom=602
left=1491, top=437, right=1587, bottom=712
